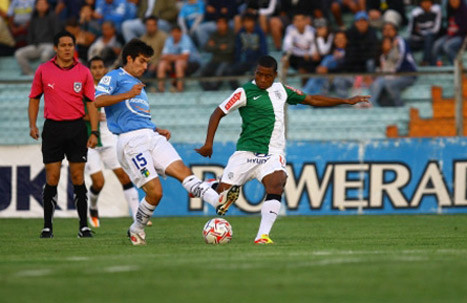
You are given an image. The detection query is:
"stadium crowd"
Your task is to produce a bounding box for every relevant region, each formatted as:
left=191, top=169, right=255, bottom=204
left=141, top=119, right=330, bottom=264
left=1, top=0, right=467, bottom=106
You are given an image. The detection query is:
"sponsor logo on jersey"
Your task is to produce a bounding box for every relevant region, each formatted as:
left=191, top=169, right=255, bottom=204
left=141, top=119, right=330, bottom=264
left=285, top=85, right=304, bottom=95
left=225, top=92, right=241, bottom=110
left=73, top=82, right=82, bottom=93
left=140, top=168, right=150, bottom=177
left=274, top=90, right=282, bottom=99
left=247, top=158, right=269, bottom=164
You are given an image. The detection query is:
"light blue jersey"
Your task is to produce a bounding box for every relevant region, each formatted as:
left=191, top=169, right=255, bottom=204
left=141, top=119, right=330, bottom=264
left=96, top=68, right=156, bottom=134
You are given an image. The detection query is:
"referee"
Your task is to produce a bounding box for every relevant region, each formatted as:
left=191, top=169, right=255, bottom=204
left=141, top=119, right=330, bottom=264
left=28, top=31, right=99, bottom=238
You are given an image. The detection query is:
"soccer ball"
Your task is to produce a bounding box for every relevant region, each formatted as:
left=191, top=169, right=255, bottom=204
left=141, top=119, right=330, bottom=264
left=202, top=218, right=233, bottom=244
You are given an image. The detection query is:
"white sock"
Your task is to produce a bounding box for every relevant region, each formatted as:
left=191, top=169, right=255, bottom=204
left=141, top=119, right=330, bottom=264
left=182, top=175, right=220, bottom=208
left=255, top=199, right=281, bottom=240
left=123, top=186, right=140, bottom=219
left=131, top=198, right=155, bottom=232
left=88, top=187, right=99, bottom=210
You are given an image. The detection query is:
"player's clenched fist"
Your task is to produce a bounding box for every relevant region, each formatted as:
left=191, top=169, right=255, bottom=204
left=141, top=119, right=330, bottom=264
left=195, top=144, right=213, bottom=158
left=127, top=83, right=145, bottom=98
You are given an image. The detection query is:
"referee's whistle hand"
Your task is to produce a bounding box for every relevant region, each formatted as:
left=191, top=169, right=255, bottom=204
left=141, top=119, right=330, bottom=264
left=29, top=126, right=39, bottom=140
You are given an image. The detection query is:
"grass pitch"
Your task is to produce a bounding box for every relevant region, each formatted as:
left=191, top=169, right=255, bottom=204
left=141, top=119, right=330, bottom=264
left=1, top=215, right=466, bottom=303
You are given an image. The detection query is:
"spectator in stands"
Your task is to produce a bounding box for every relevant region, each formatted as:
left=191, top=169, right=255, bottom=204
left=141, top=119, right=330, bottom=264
left=7, top=0, right=35, bottom=46
left=178, top=0, right=205, bottom=44
left=269, top=0, right=325, bottom=50
left=432, top=0, right=467, bottom=65
left=139, top=15, right=167, bottom=77
left=408, top=0, right=441, bottom=66
left=314, top=18, right=334, bottom=64
left=15, top=0, right=59, bottom=75
left=370, top=22, right=417, bottom=107
left=282, top=13, right=319, bottom=76
left=94, top=0, right=126, bottom=32
left=64, top=18, right=95, bottom=62
left=195, top=0, right=238, bottom=48
left=54, top=0, right=84, bottom=22
left=229, top=13, right=267, bottom=88
left=199, top=16, right=235, bottom=91
left=87, top=20, right=121, bottom=66
left=328, top=0, right=362, bottom=28
left=121, top=0, right=178, bottom=42
left=362, top=0, right=407, bottom=28
left=345, top=11, right=379, bottom=73
left=303, top=31, right=352, bottom=98
left=157, top=25, right=201, bottom=92
left=240, top=0, right=279, bottom=39
left=0, top=16, right=15, bottom=56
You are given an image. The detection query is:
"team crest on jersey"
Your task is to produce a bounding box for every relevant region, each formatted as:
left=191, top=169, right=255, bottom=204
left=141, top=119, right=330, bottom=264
left=73, top=82, right=82, bottom=93
left=274, top=90, right=282, bottom=99
left=101, top=76, right=111, bottom=85
left=228, top=172, right=234, bottom=180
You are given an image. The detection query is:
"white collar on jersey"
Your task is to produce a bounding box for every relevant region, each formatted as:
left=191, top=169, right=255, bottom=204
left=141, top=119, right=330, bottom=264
left=120, top=67, right=141, bottom=82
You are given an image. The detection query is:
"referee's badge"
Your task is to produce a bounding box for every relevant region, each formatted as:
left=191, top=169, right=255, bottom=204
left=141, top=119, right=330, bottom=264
left=73, top=82, right=82, bottom=93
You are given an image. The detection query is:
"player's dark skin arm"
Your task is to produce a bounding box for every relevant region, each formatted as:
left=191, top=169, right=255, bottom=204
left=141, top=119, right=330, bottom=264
left=195, top=107, right=226, bottom=158
left=28, top=98, right=40, bottom=140
left=302, top=95, right=370, bottom=106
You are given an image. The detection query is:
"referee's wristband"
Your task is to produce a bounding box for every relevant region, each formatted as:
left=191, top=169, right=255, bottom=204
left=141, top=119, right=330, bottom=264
left=90, top=131, right=100, bottom=138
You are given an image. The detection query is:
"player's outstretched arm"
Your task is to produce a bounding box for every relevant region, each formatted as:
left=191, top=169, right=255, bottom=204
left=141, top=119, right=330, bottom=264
left=195, top=107, right=226, bottom=158
left=302, top=95, right=370, bottom=107
left=95, top=83, right=145, bottom=108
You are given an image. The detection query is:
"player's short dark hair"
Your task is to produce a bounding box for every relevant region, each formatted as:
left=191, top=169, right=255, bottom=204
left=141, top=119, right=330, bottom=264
left=144, top=15, right=158, bottom=24
left=258, top=56, right=278, bottom=72
left=122, top=39, right=154, bottom=65
left=88, top=56, right=104, bottom=67
left=242, top=13, right=257, bottom=22
left=53, top=31, right=76, bottom=46
left=171, top=25, right=182, bottom=32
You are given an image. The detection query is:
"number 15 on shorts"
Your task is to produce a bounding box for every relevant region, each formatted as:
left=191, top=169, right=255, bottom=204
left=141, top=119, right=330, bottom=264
left=132, top=153, right=150, bottom=178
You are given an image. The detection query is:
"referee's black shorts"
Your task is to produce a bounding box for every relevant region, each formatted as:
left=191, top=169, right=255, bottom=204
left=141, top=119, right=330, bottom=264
left=41, top=119, right=88, bottom=164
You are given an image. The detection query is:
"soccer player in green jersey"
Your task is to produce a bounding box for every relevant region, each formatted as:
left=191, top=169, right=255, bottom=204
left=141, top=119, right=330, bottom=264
left=196, top=55, right=370, bottom=244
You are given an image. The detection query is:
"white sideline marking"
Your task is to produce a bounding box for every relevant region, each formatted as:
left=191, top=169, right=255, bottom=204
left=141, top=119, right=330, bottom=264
left=66, top=256, right=89, bottom=261
left=102, top=265, right=139, bottom=273
left=15, top=269, right=52, bottom=277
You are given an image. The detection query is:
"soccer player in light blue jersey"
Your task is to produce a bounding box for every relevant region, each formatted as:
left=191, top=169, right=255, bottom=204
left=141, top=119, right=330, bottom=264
left=94, top=39, right=239, bottom=246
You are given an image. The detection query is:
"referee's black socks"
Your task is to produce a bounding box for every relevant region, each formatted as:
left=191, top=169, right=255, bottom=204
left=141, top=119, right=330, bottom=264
left=43, top=184, right=57, bottom=229
left=73, top=184, right=88, bottom=229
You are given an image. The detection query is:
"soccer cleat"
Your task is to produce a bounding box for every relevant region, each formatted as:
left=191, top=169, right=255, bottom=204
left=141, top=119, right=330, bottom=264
left=89, top=209, right=100, bottom=228
left=40, top=228, right=54, bottom=238
left=189, top=178, right=219, bottom=198
left=216, top=185, right=240, bottom=216
left=254, top=234, right=274, bottom=244
left=127, top=228, right=146, bottom=246
left=77, top=226, right=93, bottom=238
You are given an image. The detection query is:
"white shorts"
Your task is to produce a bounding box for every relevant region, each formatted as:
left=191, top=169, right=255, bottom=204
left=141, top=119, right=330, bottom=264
left=221, top=151, right=288, bottom=185
left=85, top=145, right=121, bottom=175
left=117, top=129, right=182, bottom=188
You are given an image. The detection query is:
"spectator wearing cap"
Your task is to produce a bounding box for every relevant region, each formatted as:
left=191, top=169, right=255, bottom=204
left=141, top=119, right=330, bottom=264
left=432, top=0, right=467, bottom=65
left=370, top=22, right=417, bottom=107
left=408, top=0, right=442, bottom=66
left=282, top=12, right=318, bottom=75
left=363, top=0, right=407, bottom=28
left=345, top=11, right=379, bottom=73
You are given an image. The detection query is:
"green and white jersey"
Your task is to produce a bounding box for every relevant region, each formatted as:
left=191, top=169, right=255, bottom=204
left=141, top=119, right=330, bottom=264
left=219, top=81, right=306, bottom=155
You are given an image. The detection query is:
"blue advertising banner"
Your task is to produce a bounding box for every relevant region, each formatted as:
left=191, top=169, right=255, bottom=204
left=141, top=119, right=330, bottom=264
left=1, top=138, right=467, bottom=217
left=152, top=137, right=467, bottom=216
